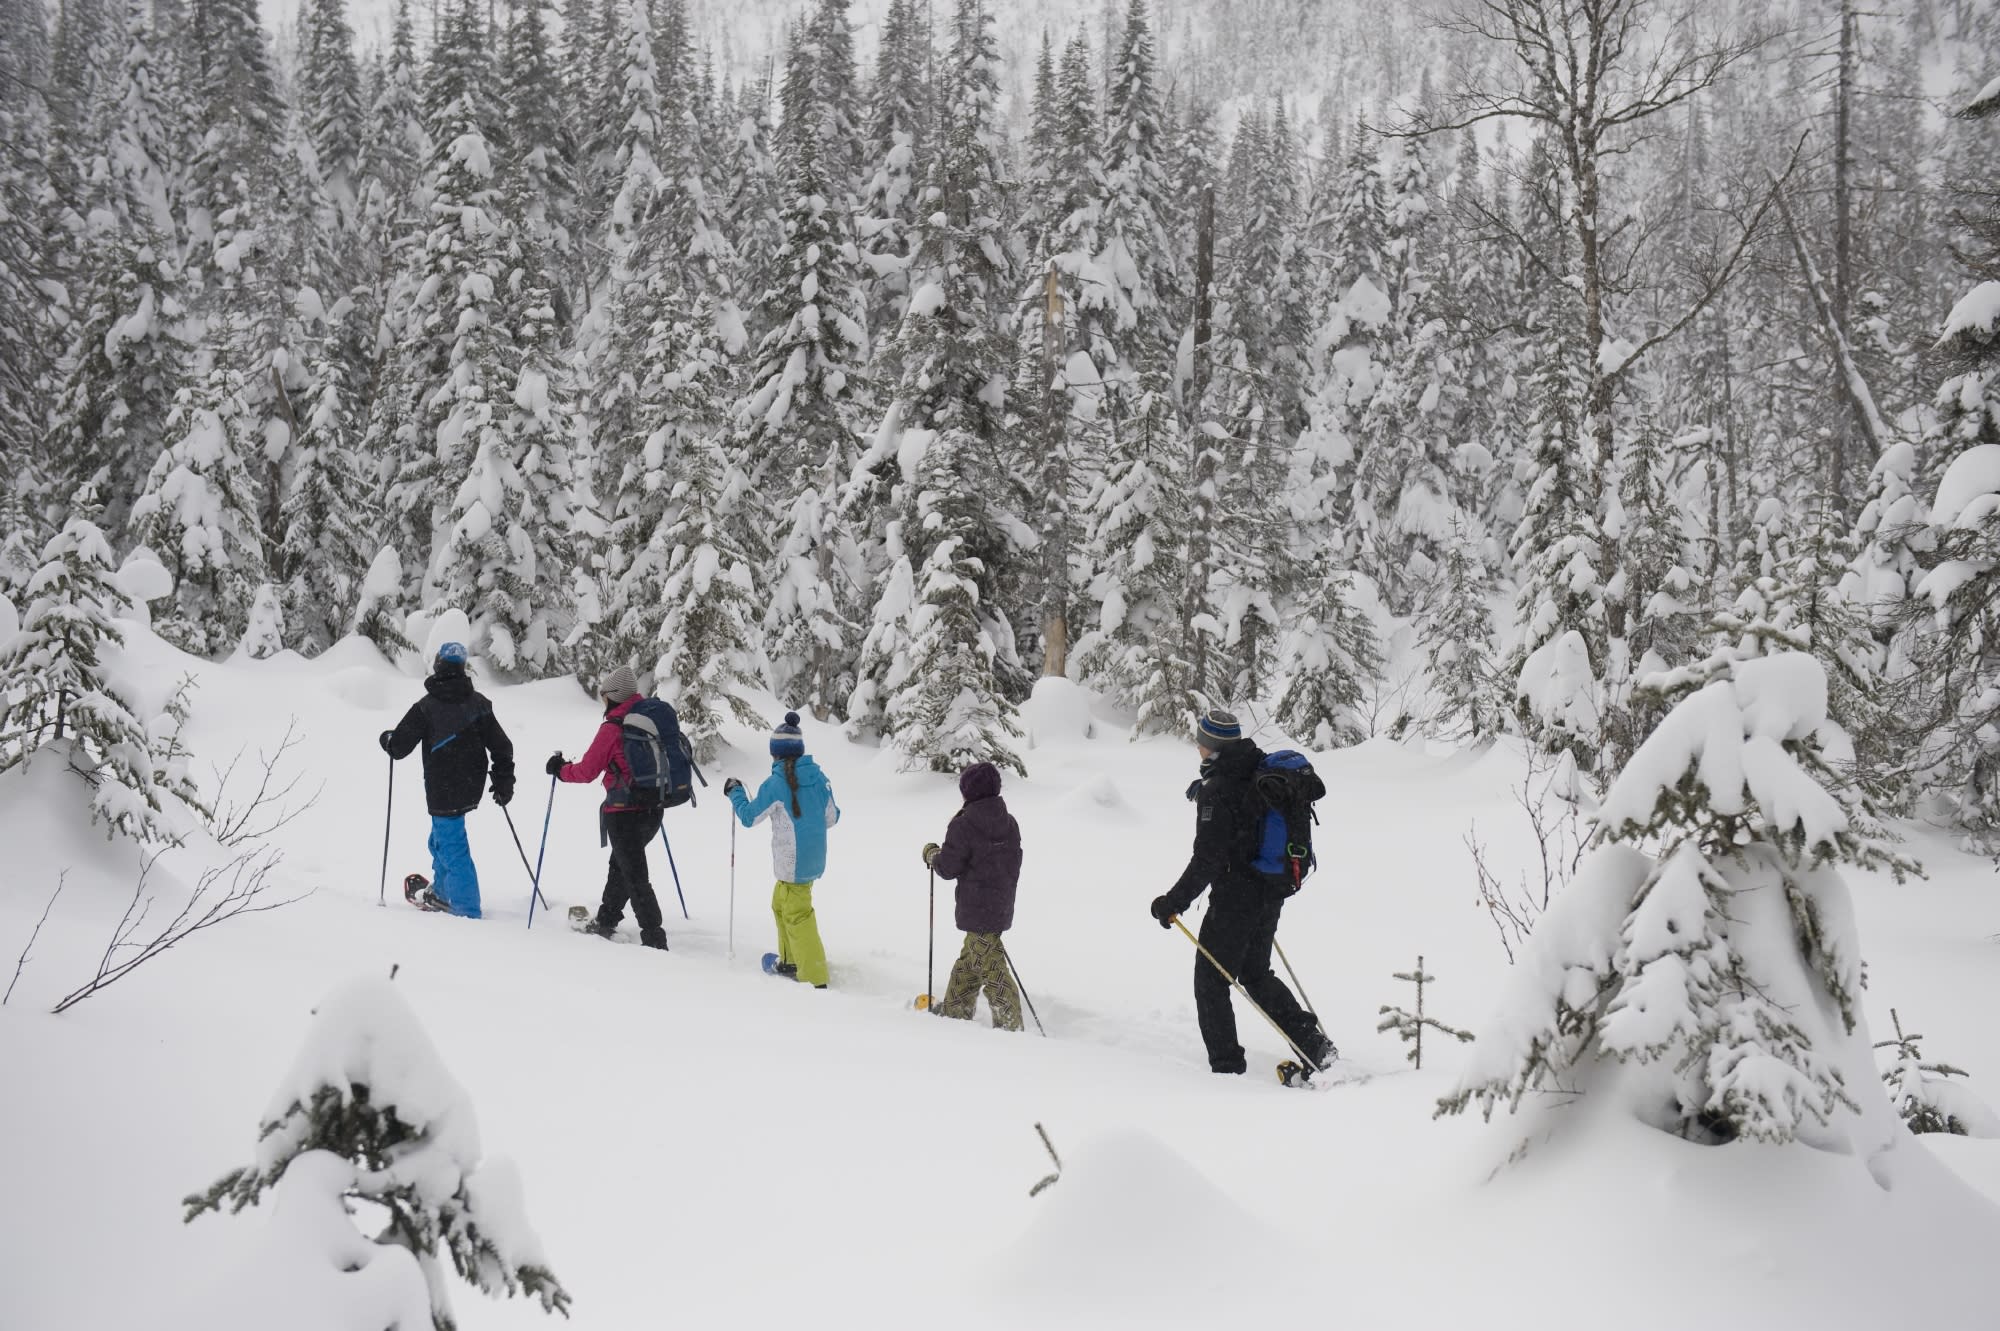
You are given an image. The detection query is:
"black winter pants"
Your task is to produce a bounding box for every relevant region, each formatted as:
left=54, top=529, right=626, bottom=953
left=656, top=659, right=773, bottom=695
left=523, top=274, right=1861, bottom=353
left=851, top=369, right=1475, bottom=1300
left=1193, top=885, right=1323, bottom=1074
left=598, top=807, right=667, bottom=944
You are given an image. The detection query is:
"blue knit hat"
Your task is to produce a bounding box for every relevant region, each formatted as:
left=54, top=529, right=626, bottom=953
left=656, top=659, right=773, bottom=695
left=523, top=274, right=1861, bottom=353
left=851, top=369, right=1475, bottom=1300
left=434, top=641, right=469, bottom=675
left=770, top=711, right=805, bottom=758
left=1195, top=708, right=1242, bottom=748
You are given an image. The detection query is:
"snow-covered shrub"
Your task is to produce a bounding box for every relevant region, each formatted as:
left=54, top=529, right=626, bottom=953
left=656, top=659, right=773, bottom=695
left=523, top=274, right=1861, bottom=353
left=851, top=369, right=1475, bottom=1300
left=241, top=583, right=286, bottom=659
left=185, top=977, right=571, bottom=1330
left=1375, top=956, right=1474, bottom=1069
left=0, top=490, right=198, bottom=842
left=350, top=546, right=414, bottom=656
left=1875, top=1009, right=2000, bottom=1138
left=1441, top=649, right=1919, bottom=1148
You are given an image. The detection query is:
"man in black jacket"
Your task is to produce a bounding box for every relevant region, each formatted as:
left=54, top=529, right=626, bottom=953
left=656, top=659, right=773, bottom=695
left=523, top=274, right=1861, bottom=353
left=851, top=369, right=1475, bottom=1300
left=379, top=642, right=515, bottom=917
left=1151, top=709, right=1335, bottom=1076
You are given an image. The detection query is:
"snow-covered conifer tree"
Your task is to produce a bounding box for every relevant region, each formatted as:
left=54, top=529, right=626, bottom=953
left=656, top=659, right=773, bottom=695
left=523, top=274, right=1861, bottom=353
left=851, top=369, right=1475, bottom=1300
left=1274, top=560, right=1381, bottom=749
left=858, top=0, right=931, bottom=333
left=0, top=487, right=195, bottom=841
left=499, top=0, right=578, bottom=312
left=1442, top=646, right=1917, bottom=1149
left=853, top=0, right=1026, bottom=771
left=42, top=0, right=184, bottom=538
left=1092, top=0, right=1178, bottom=424
left=608, top=291, right=762, bottom=752
left=1601, top=419, right=1703, bottom=768
left=185, top=977, right=570, bottom=1330
left=741, top=72, right=869, bottom=715
left=300, top=0, right=365, bottom=206
left=129, top=369, right=269, bottom=655
left=1508, top=286, right=1607, bottom=775
left=1417, top=533, right=1503, bottom=743
left=278, top=308, right=377, bottom=654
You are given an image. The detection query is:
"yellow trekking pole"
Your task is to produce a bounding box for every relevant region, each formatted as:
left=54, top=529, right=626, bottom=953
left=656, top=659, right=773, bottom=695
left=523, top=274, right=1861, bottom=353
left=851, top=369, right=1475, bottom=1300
left=1171, top=916, right=1317, bottom=1081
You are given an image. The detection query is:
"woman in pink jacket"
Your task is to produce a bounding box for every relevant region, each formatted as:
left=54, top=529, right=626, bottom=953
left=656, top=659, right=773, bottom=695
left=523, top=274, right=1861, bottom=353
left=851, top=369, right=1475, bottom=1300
left=547, top=665, right=669, bottom=951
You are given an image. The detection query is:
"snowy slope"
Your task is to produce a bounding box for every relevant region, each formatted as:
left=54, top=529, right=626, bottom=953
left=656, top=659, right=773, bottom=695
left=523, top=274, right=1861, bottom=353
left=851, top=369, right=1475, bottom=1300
left=4, top=628, right=2000, bottom=1329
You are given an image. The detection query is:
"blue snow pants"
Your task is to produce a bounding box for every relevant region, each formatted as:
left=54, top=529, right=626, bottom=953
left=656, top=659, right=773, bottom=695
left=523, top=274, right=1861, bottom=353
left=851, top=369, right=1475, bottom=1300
left=428, top=815, right=482, bottom=918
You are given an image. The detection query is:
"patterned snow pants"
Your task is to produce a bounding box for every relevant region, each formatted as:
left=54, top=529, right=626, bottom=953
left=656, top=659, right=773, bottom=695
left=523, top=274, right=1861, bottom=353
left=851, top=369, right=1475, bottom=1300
left=937, top=932, right=1023, bottom=1031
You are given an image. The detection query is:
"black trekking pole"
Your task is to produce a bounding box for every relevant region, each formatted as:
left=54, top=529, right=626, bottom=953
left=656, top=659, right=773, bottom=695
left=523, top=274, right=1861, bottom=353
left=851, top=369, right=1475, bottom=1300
left=1000, top=942, right=1046, bottom=1037
left=378, top=754, right=394, bottom=907
left=727, top=811, right=737, bottom=960
left=915, top=866, right=936, bottom=1011
left=528, top=773, right=555, bottom=929
left=1170, top=916, right=1316, bottom=1072
left=657, top=825, right=690, bottom=920
left=501, top=804, right=552, bottom=918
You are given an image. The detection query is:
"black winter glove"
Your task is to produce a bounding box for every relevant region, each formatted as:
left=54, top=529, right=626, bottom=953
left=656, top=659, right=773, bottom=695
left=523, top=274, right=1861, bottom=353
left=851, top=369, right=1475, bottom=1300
left=922, top=842, right=940, bottom=868
left=493, top=781, right=514, bottom=807
left=545, top=753, right=566, bottom=777
left=379, top=730, right=395, bottom=754
left=1150, top=895, right=1179, bottom=929
left=723, top=777, right=744, bottom=796
left=1184, top=777, right=1202, bottom=801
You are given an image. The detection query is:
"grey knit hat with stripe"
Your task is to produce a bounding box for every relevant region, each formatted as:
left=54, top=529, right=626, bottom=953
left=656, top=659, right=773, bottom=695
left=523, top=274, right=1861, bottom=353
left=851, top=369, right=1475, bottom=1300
left=598, top=664, right=640, bottom=704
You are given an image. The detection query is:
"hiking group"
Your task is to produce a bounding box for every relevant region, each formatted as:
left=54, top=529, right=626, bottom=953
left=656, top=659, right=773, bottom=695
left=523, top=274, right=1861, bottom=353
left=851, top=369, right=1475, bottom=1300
left=382, top=645, right=1340, bottom=1082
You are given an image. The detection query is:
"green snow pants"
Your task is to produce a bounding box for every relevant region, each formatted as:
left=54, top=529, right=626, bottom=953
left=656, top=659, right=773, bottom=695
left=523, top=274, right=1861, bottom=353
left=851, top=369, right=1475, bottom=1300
left=771, top=879, right=829, bottom=986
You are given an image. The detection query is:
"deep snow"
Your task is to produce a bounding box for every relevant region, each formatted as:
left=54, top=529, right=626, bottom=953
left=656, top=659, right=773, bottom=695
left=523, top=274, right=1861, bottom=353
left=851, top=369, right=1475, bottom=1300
left=4, top=628, right=2000, bottom=1329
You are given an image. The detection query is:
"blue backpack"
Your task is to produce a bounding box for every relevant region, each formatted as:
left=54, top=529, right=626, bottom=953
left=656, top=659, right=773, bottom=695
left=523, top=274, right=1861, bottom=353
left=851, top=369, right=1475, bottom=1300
left=1249, top=750, right=1326, bottom=890
left=618, top=697, right=703, bottom=808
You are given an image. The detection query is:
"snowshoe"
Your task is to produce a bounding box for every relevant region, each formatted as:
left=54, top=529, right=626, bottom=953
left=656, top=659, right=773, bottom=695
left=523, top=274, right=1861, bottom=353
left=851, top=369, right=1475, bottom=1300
left=761, top=952, right=797, bottom=979
left=1276, top=1060, right=1313, bottom=1088
left=569, top=906, right=616, bottom=940
left=404, top=874, right=447, bottom=912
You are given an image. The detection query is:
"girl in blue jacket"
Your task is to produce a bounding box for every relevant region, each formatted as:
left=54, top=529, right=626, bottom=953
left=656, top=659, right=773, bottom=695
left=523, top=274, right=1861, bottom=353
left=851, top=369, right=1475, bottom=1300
left=725, top=712, right=841, bottom=987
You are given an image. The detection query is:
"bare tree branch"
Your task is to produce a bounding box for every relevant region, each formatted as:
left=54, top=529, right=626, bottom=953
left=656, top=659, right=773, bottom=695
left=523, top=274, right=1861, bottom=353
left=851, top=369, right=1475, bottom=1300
left=51, top=850, right=313, bottom=1015
left=1607, top=134, right=1809, bottom=388
left=4, top=875, right=66, bottom=1007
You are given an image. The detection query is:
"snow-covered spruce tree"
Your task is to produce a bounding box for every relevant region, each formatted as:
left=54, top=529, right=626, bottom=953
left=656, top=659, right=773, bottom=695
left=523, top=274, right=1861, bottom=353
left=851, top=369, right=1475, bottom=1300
left=643, top=432, right=765, bottom=760
left=434, top=261, right=577, bottom=676
left=278, top=307, right=378, bottom=654
left=0, top=0, right=57, bottom=523
left=1841, top=440, right=1931, bottom=643
left=1417, top=530, right=1504, bottom=744
left=300, top=0, right=365, bottom=208
left=857, top=0, right=931, bottom=334
left=852, top=0, right=1026, bottom=773
left=1897, top=88, right=2000, bottom=844
left=605, top=289, right=761, bottom=752
left=183, top=0, right=294, bottom=573
left=1273, top=557, right=1382, bottom=749
left=0, top=487, right=195, bottom=842
left=1440, top=646, right=1918, bottom=1148
left=1875, top=1009, right=2000, bottom=1137
left=129, top=368, right=269, bottom=656
left=890, top=446, right=1026, bottom=775
left=185, top=977, right=570, bottom=1330
left=1601, top=418, right=1703, bottom=771
left=741, top=77, right=868, bottom=717
left=1091, top=0, right=1178, bottom=429
left=1508, top=288, right=1608, bottom=776
left=498, top=0, right=578, bottom=318
left=1712, top=496, right=1892, bottom=804
left=351, top=545, right=415, bottom=655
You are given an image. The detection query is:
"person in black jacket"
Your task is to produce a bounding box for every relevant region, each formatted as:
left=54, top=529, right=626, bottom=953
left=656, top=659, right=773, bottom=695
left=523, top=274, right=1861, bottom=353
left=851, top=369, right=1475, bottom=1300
left=379, top=642, right=515, bottom=917
left=922, top=761, right=1024, bottom=1030
left=1150, top=709, right=1335, bottom=1076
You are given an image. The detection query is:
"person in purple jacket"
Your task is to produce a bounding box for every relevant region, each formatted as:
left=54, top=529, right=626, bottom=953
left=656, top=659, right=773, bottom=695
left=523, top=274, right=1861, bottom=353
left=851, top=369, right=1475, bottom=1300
left=921, top=761, right=1024, bottom=1031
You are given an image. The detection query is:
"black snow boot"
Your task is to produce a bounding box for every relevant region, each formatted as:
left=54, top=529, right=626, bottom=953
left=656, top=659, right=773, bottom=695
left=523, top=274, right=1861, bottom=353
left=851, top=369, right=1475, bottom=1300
left=639, top=929, right=668, bottom=951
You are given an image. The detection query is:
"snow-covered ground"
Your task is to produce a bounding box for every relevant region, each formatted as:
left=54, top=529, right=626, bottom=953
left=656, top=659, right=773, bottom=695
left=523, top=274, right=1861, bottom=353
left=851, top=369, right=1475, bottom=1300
left=5, top=627, right=2000, bottom=1329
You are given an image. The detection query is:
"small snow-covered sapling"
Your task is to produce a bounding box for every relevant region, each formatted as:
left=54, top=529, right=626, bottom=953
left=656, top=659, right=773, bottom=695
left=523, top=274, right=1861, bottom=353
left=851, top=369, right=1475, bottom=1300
left=185, top=978, right=571, bottom=1330
left=1376, top=955, right=1474, bottom=1069
left=1876, top=1009, right=2000, bottom=1137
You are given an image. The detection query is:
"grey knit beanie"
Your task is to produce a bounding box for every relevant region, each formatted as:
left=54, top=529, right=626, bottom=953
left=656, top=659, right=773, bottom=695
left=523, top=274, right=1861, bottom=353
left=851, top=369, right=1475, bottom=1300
left=598, top=664, right=640, bottom=704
